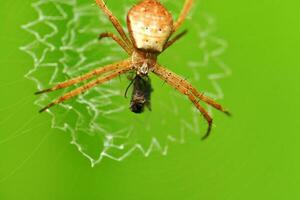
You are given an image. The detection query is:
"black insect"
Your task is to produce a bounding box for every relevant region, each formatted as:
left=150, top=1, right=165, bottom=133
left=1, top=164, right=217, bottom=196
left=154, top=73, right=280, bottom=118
left=125, top=75, right=153, bottom=114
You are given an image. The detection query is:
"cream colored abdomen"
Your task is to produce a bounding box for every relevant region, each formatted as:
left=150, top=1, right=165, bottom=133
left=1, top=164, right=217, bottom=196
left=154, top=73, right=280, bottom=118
left=127, top=0, right=173, bottom=52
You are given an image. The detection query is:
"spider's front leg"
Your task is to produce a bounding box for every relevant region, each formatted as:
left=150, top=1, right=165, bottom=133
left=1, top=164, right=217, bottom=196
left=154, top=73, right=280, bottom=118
left=154, top=64, right=230, bottom=115
left=39, top=64, right=134, bottom=113
left=35, top=59, right=131, bottom=95
left=153, top=64, right=230, bottom=139
left=153, top=69, right=213, bottom=139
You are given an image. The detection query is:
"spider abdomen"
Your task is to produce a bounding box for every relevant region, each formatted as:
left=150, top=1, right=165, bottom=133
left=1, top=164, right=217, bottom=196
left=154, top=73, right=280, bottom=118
left=127, top=0, right=173, bottom=52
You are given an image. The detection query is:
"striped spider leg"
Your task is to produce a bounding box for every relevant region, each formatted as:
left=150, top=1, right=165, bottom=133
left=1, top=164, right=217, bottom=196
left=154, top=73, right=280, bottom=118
left=38, top=61, right=134, bottom=113
left=98, top=32, right=133, bottom=55
left=173, top=0, right=194, bottom=33
left=35, top=59, right=131, bottom=95
left=164, top=0, right=193, bottom=51
left=153, top=64, right=230, bottom=139
left=95, top=0, right=133, bottom=48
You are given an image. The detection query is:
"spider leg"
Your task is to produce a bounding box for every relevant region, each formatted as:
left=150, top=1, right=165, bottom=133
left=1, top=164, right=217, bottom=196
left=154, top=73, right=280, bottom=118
left=95, top=0, right=132, bottom=46
left=154, top=64, right=230, bottom=115
left=39, top=65, right=134, bottom=113
left=188, top=93, right=213, bottom=140
left=173, top=0, right=194, bottom=33
left=35, top=59, right=131, bottom=95
left=153, top=68, right=212, bottom=139
left=99, top=32, right=133, bottom=55
left=163, top=30, right=187, bottom=51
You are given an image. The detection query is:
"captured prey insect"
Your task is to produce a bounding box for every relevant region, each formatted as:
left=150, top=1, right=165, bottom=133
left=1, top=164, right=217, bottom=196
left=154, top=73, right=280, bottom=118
left=126, top=75, right=153, bottom=114
left=35, top=0, right=230, bottom=139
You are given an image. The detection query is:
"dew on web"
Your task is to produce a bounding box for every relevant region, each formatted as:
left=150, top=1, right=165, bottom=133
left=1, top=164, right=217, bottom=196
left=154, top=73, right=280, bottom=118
left=21, top=0, right=231, bottom=166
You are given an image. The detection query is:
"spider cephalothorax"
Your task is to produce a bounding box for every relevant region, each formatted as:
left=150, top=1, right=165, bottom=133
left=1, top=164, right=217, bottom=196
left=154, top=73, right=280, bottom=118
left=36, top=0, right=230, bottom=139
left=132, top=50, right=158, bottom=76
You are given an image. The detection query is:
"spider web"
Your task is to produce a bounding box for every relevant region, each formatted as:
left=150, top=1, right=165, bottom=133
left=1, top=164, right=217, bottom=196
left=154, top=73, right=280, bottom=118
left=21, top=0, right=231, bottom=167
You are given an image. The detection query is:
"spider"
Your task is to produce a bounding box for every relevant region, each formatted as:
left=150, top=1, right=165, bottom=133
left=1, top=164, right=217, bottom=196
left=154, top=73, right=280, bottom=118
left=36, top=0, right=230, bottom=139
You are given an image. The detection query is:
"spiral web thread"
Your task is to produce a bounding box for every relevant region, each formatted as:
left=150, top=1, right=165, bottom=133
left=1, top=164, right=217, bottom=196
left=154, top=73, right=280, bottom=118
left=20, top=0, right=231, bottom=166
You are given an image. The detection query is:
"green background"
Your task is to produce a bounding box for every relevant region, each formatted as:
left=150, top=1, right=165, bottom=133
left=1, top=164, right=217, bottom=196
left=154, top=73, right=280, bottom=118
left=0, top=0, right=299, bottom=199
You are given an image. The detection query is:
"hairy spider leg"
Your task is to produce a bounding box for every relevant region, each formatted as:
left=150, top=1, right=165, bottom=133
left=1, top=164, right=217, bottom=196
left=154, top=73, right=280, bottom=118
left=188, top=93, right=213, bottom=139
left=35, top=59, right=131, bottom=95
left=99, top=32, right=133, bottom=55
left=95, top=0, right=132, bottom=47
left=163, top=30, right=188, bottom=51
left=173, top=0, right=194, bottom=33
left=39, top=65, right=134, bottom=113
left=154, top=64, right=230, bottom=115
left=153, top=67, right=213, bottom=139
